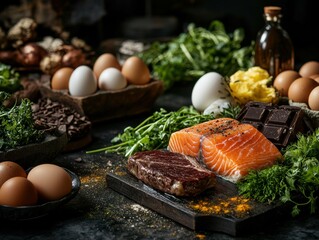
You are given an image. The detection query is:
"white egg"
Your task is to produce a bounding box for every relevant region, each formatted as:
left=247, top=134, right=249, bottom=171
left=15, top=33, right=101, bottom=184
left=98, top=67, right=127, bottom=90
left=191, top=72, right=230, bottom=112
left=68, top=65, right=97, bottom=97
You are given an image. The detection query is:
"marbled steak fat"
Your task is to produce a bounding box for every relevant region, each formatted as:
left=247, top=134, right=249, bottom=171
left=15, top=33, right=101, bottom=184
left=127, top=150, right=216, bottom=196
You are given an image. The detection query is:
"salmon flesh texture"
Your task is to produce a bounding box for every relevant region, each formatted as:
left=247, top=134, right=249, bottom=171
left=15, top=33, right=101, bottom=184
left=168, top=118, right=283, bottom=182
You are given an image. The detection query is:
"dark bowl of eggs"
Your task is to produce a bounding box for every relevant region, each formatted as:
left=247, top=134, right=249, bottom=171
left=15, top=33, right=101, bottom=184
left=0, top=162, right=80, bottom=220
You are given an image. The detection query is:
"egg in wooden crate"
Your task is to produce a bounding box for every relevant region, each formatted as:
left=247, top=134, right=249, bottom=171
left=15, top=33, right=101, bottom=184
left=39, top=54, right=164, bottom=122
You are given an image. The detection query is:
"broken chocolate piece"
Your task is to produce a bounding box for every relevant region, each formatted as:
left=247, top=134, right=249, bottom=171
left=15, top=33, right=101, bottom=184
left=236, top=101, right=308, bottom=149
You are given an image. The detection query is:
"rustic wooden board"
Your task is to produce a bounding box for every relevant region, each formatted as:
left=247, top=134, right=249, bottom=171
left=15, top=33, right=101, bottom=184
left=106, top=168, right=283, bottom=236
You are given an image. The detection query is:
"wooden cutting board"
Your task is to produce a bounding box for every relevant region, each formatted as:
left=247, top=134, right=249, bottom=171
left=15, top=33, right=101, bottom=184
left=106, top=168, right=283, bottom=236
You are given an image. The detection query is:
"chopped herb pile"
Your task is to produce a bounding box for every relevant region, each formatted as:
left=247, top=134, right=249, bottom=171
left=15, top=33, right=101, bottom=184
left=0, top=92, right=44, bottom=150
left=238, top=129, right=319, bottom=216
left=87, top=105, right=240, bottom=157
left=0, top=63, right=22, bottom=93
left=139, top=20, right=254, bottom=89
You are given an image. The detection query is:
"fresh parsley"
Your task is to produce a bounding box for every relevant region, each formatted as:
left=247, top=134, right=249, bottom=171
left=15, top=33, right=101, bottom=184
left=139, top=21, right=254, bottom=89
left=238, top=129, right=319, bottom=216
left=0, top=92, right=44, bottom=150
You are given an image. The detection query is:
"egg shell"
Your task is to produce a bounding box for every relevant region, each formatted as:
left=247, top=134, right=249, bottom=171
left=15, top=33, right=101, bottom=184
left=27, top=164, right=72, bottom=201
left=191, top=72, right=230, bottom=112
left=288, top=77, right=318, bottom=103
left=93, top=53, right=121, bottom=79
left=203, top=98, right=232, bottom=117
left=310, top=74, right=319, bottom=83
left=0, top=161, right=26, bottom=187
left=299, top=61, right=319, bottom=77
left=51, top=67, right=74, bottom=90
left=121, top=56, right=151, bottom=85
left=0, top=177, right=38, bottom=206
left=273, top=70, right=301, bottom=97
left=98, top=67, right=127, bottom=90
left=68, top=65, right=97, bottom=97
left=308, top=86, right=319, bottom=110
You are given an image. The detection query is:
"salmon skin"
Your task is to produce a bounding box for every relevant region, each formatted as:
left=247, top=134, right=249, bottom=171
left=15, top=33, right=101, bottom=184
left=168, top=118, right=283, bottom=182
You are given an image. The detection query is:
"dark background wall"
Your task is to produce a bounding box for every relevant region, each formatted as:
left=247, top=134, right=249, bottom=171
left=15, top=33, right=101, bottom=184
left=0, top=0, right=318, bottom=65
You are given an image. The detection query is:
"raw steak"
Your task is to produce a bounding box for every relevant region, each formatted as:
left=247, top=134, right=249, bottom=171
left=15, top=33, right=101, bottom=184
left=127, top=150, right=216, bottom=196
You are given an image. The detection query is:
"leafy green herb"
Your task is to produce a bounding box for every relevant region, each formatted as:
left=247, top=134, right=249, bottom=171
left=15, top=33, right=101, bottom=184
left=139, top=21, right=254, bottom=89
left=0, top=63, right=22, bottom=93
left=87, top=106, right=212, bottom=157
left=238, top=129, right=319, bottom=216
left=87, top=105, right=241, bottom=157
left=0, top=92, right=44, bottom=150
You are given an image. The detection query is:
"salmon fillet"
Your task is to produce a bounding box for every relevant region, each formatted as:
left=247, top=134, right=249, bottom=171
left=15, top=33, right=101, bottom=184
left=168, top=118, right=283, bottom=182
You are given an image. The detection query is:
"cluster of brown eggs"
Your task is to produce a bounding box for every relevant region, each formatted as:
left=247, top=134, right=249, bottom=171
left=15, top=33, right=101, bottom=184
left=0, top=161, right=72, bottom=207
left=273, top=61, right=319, bottom=110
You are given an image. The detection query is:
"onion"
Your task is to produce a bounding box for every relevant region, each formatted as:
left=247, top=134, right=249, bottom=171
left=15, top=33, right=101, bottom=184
left=19, top=43, right=48, bottom=66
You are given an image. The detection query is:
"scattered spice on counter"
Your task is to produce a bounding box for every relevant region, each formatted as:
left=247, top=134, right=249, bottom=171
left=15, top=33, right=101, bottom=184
left=189, top=196, right=251, bottom=218
left=196, top=233, right=206, bottom=240
left=80, top=175, right=104, bottom=185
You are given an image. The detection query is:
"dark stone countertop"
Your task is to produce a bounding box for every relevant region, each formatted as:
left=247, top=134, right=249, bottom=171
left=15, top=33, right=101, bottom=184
left=1, top=82, right=319, bottom=240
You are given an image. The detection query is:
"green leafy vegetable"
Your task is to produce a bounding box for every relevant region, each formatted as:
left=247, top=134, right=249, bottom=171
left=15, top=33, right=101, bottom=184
left=87, top=105, right=240, bottom=157
left=139, top=21, right=254, bottom=89
left=0, top=63, right=22, bottom=93
left=0, top=92, right=44, bottom=150
left=238, top=129, right=319, bottom=216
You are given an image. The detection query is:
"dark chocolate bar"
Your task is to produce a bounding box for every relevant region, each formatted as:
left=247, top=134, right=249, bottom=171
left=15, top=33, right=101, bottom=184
left=236, top=101, right=307, bottom=149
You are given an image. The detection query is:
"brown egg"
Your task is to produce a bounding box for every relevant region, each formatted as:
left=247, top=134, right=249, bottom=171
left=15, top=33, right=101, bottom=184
left=308, top=86, right=319, bottom=110
left=310, top=74, right=319, bottom=83
left=288, top=77, right=319, bottom=103
left=93, top=53, right=121, bottom=79
left=0, top=177, right=38, bottom=206
left=51, top=67, right=74, bottom=90
left=121, top=56, right=151, bottom=85
left=0, top=161, right=26, bottom=187
left=299, top=61, right=319, bottom=77
left=273, top=70, right=301, bottom=97
left=27, top=164, right=72, bottom=201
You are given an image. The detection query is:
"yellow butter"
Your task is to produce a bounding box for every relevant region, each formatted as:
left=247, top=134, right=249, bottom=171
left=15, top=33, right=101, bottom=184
left=229, top=67, right=278, bottom=105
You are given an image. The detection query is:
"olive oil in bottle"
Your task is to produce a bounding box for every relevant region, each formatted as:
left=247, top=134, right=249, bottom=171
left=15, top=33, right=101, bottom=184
left=254, top=6, right=294, bottom=77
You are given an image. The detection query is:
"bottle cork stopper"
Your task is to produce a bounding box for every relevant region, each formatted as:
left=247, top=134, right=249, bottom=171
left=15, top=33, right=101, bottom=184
left=264, top=6, right=282, bottom=16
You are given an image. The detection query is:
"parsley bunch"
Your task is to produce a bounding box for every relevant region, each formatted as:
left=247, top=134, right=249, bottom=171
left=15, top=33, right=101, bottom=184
left=0, top=92, right=43, bottom=150
left=238, top=129, right=319, bottom=216
left=140, top=21, right=254, bottom=89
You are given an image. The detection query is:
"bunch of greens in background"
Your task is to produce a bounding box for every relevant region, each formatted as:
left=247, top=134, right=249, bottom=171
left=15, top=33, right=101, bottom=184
left=0, top=63, right=22, bottom=93
left=0, top=92, right=43, bottom=150
left=139, top=20, right=254, bottom=89
left=238, top=129, right=319, bottom=217
left=87, top=105, right=240, bottom=157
